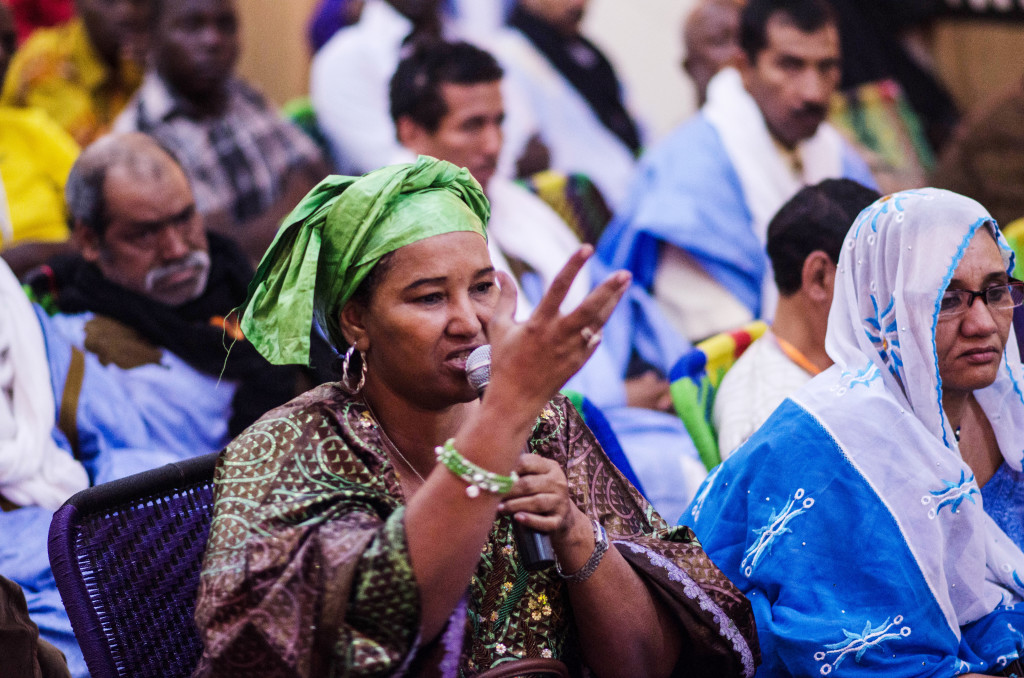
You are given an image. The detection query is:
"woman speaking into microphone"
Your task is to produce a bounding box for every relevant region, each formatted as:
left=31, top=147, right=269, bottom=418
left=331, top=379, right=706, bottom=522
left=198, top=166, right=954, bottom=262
left=193, top=157, right=758, bottom=677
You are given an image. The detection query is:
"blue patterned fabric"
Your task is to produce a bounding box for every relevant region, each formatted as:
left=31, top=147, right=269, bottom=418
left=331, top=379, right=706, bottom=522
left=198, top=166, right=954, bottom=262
left=685, top=188, right=1024, bottom=676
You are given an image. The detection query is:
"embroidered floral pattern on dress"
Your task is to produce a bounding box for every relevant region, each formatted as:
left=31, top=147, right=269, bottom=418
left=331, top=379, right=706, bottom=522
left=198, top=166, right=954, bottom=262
left=690, top=464, right=724, bottom=523
left=741, top=488, right=813, bottom=577
left=813, top=616, right=911, bottom=675
left=831, top=362, right=882, bottom=396
left=853, top=190, right=933, bottom=238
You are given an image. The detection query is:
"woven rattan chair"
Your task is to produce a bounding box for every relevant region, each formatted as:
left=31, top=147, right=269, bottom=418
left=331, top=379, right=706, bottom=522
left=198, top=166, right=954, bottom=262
left=47, top=452, right=219, bottom=678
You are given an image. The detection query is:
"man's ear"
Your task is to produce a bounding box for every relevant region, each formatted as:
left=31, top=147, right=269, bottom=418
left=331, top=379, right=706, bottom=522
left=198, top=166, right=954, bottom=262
left=72, top=222, right=103, bottom=263
left=801, top=250, right=836, bottom=304
left=395, top=115, right=429, bottom=154
left=339, top=300, right=371, bottom=353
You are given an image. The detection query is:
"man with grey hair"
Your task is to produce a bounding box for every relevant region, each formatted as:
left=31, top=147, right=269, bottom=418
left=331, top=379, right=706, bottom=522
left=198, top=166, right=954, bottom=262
left=37, top=131, right=298, bottom=459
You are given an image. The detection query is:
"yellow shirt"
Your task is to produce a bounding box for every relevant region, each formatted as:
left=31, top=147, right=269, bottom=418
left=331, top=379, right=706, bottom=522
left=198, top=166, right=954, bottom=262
left=0, top=107, right=80, bottom=247
left=0, top=19, right=142, bottom=146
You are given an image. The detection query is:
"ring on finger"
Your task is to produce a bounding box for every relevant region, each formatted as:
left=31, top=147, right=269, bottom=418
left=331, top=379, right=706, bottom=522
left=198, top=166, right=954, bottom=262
left=580, top=327, right=602, bottom=349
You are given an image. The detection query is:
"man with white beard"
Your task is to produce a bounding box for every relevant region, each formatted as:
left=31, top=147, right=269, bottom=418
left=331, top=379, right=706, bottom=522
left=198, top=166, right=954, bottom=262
left=40, top=132, right=299, bottom=460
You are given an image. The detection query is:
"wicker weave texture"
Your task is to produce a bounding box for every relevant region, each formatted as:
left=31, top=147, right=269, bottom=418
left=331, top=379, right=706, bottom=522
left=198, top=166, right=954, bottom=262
left=71, top=480, right=214, bottom=677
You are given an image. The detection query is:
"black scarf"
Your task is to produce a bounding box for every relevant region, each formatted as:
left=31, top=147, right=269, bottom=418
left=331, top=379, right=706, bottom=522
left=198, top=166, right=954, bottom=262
left=50, top=233, right=298, bottom=436
left=509, top=5, right=641, bottom=155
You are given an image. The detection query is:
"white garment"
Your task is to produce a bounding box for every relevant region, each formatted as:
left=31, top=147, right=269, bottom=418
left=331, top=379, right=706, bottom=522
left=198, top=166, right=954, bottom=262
left=712, top=330, right=813, bottom=458
left=311, top=0, right=532, bottom=176
left=0, top=261, right=87, bottom=509
left=806, top=188, right=1024, bottom=632
left=492, top=28, right=639, bottom=211
left=703, top=67, right=847, bottom=320
left=653, top=244, right=753, bottom=341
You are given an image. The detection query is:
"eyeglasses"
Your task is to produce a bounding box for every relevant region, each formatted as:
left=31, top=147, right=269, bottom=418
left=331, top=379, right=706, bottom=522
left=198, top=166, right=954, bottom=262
left=938, top=279, right=1024, bottom=318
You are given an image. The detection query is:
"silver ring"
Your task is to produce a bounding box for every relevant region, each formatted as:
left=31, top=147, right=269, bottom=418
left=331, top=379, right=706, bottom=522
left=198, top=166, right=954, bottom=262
left=580, top=327, right=602, bottom=349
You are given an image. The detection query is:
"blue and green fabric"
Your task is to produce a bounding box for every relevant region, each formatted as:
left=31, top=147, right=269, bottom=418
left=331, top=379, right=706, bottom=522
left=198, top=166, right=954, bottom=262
left=668, top=321, right=768, bottom=471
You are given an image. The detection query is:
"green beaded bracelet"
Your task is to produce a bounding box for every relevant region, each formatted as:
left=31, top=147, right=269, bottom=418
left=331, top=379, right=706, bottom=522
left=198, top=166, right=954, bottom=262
left=434, top=438, right=518, bottom=498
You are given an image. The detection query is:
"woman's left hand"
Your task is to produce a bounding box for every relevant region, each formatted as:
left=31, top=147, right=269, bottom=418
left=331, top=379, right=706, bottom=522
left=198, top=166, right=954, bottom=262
left=498, top=454, right=590, bottom=553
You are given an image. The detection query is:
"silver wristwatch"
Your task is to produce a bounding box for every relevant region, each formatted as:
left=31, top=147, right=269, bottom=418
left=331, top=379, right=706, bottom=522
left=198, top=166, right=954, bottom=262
left=556, top=520, right=608, bottom=583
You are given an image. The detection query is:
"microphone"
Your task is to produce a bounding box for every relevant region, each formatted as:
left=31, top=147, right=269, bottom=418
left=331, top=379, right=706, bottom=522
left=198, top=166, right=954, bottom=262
left=465, top=345, right=556, bottom=571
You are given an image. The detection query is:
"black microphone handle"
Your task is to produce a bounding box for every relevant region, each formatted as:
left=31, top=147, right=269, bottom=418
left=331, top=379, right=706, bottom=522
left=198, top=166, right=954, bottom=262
left=466, top=346, right=556, bottom=571
left=513, top=520, right=557, bottom=571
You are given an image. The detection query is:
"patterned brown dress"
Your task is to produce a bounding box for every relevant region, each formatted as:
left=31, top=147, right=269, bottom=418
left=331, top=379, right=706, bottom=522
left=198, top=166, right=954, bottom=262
left=193, top=385, right=759, bottom=677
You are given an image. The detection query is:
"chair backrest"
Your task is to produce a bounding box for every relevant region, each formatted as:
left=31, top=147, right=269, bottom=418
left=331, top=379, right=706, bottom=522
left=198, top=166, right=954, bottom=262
left=47, top=453, right=220, bottom=678
left=668, top=321, right=768, bottom=471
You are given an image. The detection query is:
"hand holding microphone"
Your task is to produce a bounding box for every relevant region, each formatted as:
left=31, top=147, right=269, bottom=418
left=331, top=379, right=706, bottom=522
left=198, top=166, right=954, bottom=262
left=467, top=345, right=556, bottom=571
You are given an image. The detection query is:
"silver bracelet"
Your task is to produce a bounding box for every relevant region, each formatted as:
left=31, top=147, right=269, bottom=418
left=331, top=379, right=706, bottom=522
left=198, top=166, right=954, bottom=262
left=555, top=520, right=608, bottom=583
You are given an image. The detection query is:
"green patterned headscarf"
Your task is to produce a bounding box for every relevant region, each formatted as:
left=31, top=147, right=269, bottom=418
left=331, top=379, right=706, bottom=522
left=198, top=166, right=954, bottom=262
left=239, top=156, right=490, bottom=365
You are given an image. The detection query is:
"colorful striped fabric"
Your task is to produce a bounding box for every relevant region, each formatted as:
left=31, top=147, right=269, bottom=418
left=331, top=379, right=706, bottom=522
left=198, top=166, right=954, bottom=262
left=668, top=321, right=768, bottom=471
left=829, top=78, right=934, bottom=191
left=517, top=170, right=612, bottom=246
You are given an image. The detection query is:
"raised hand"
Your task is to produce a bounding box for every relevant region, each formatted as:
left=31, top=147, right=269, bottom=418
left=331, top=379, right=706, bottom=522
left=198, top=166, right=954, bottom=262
left=484, top=246, right=631, bottom=415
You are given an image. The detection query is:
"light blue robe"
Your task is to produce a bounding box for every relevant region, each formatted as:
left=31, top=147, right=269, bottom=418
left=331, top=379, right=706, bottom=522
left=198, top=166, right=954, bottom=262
left=2, top=308, right=219, bottom=677
left=597, top=115, right=876, bottom=317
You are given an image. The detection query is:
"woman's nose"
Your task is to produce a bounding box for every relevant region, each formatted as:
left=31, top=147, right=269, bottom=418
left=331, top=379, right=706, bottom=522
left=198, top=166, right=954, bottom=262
left=447, top=294, right=484, bottom=337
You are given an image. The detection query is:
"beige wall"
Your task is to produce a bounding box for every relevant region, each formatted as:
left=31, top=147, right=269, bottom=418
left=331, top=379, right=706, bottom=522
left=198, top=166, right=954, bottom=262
left=932, top=19, right=1024, bottom=112
left=583, top=0, right=699, bottom=143
left=235, top=0, right=318, bottom=107
left=232, top=2, right=1024, bottom=140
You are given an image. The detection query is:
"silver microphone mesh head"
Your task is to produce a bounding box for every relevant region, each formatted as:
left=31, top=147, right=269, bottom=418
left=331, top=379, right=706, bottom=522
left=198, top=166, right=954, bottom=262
left=465, top=345, right=492, bottom=393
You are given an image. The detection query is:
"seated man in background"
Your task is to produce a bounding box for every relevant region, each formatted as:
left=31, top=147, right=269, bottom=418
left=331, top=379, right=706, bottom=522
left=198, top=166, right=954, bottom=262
left=713, top=178, right=879, bottom=456
left=492, top=0, right=643, bottom=210
left=392, top=41, right=705, bottom=521
left=115, top=0, right=328, bottom=266
left=1, top=0, right=148, bottom=145
left=599, top=0, right=874, bottom=343
left=0, top=0, right=80, bottom=278
left=39, top=132, right=299, bottom=459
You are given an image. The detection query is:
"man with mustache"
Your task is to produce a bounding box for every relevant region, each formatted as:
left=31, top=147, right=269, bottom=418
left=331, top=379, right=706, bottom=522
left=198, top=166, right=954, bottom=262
left=114, top=0, right=328, bottom=267
left=37, top=132, right=299, bottom=463
left=598, top=0, right=875, bottom=344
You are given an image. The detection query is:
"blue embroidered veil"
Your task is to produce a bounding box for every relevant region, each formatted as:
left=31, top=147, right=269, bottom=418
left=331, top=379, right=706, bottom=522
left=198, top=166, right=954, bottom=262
left=685, top=188, right=1024, bottom=677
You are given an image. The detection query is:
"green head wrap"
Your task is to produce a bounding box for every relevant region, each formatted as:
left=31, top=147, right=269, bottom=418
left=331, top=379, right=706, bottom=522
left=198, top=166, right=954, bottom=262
left=240, top=156, right=490, bottom=365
